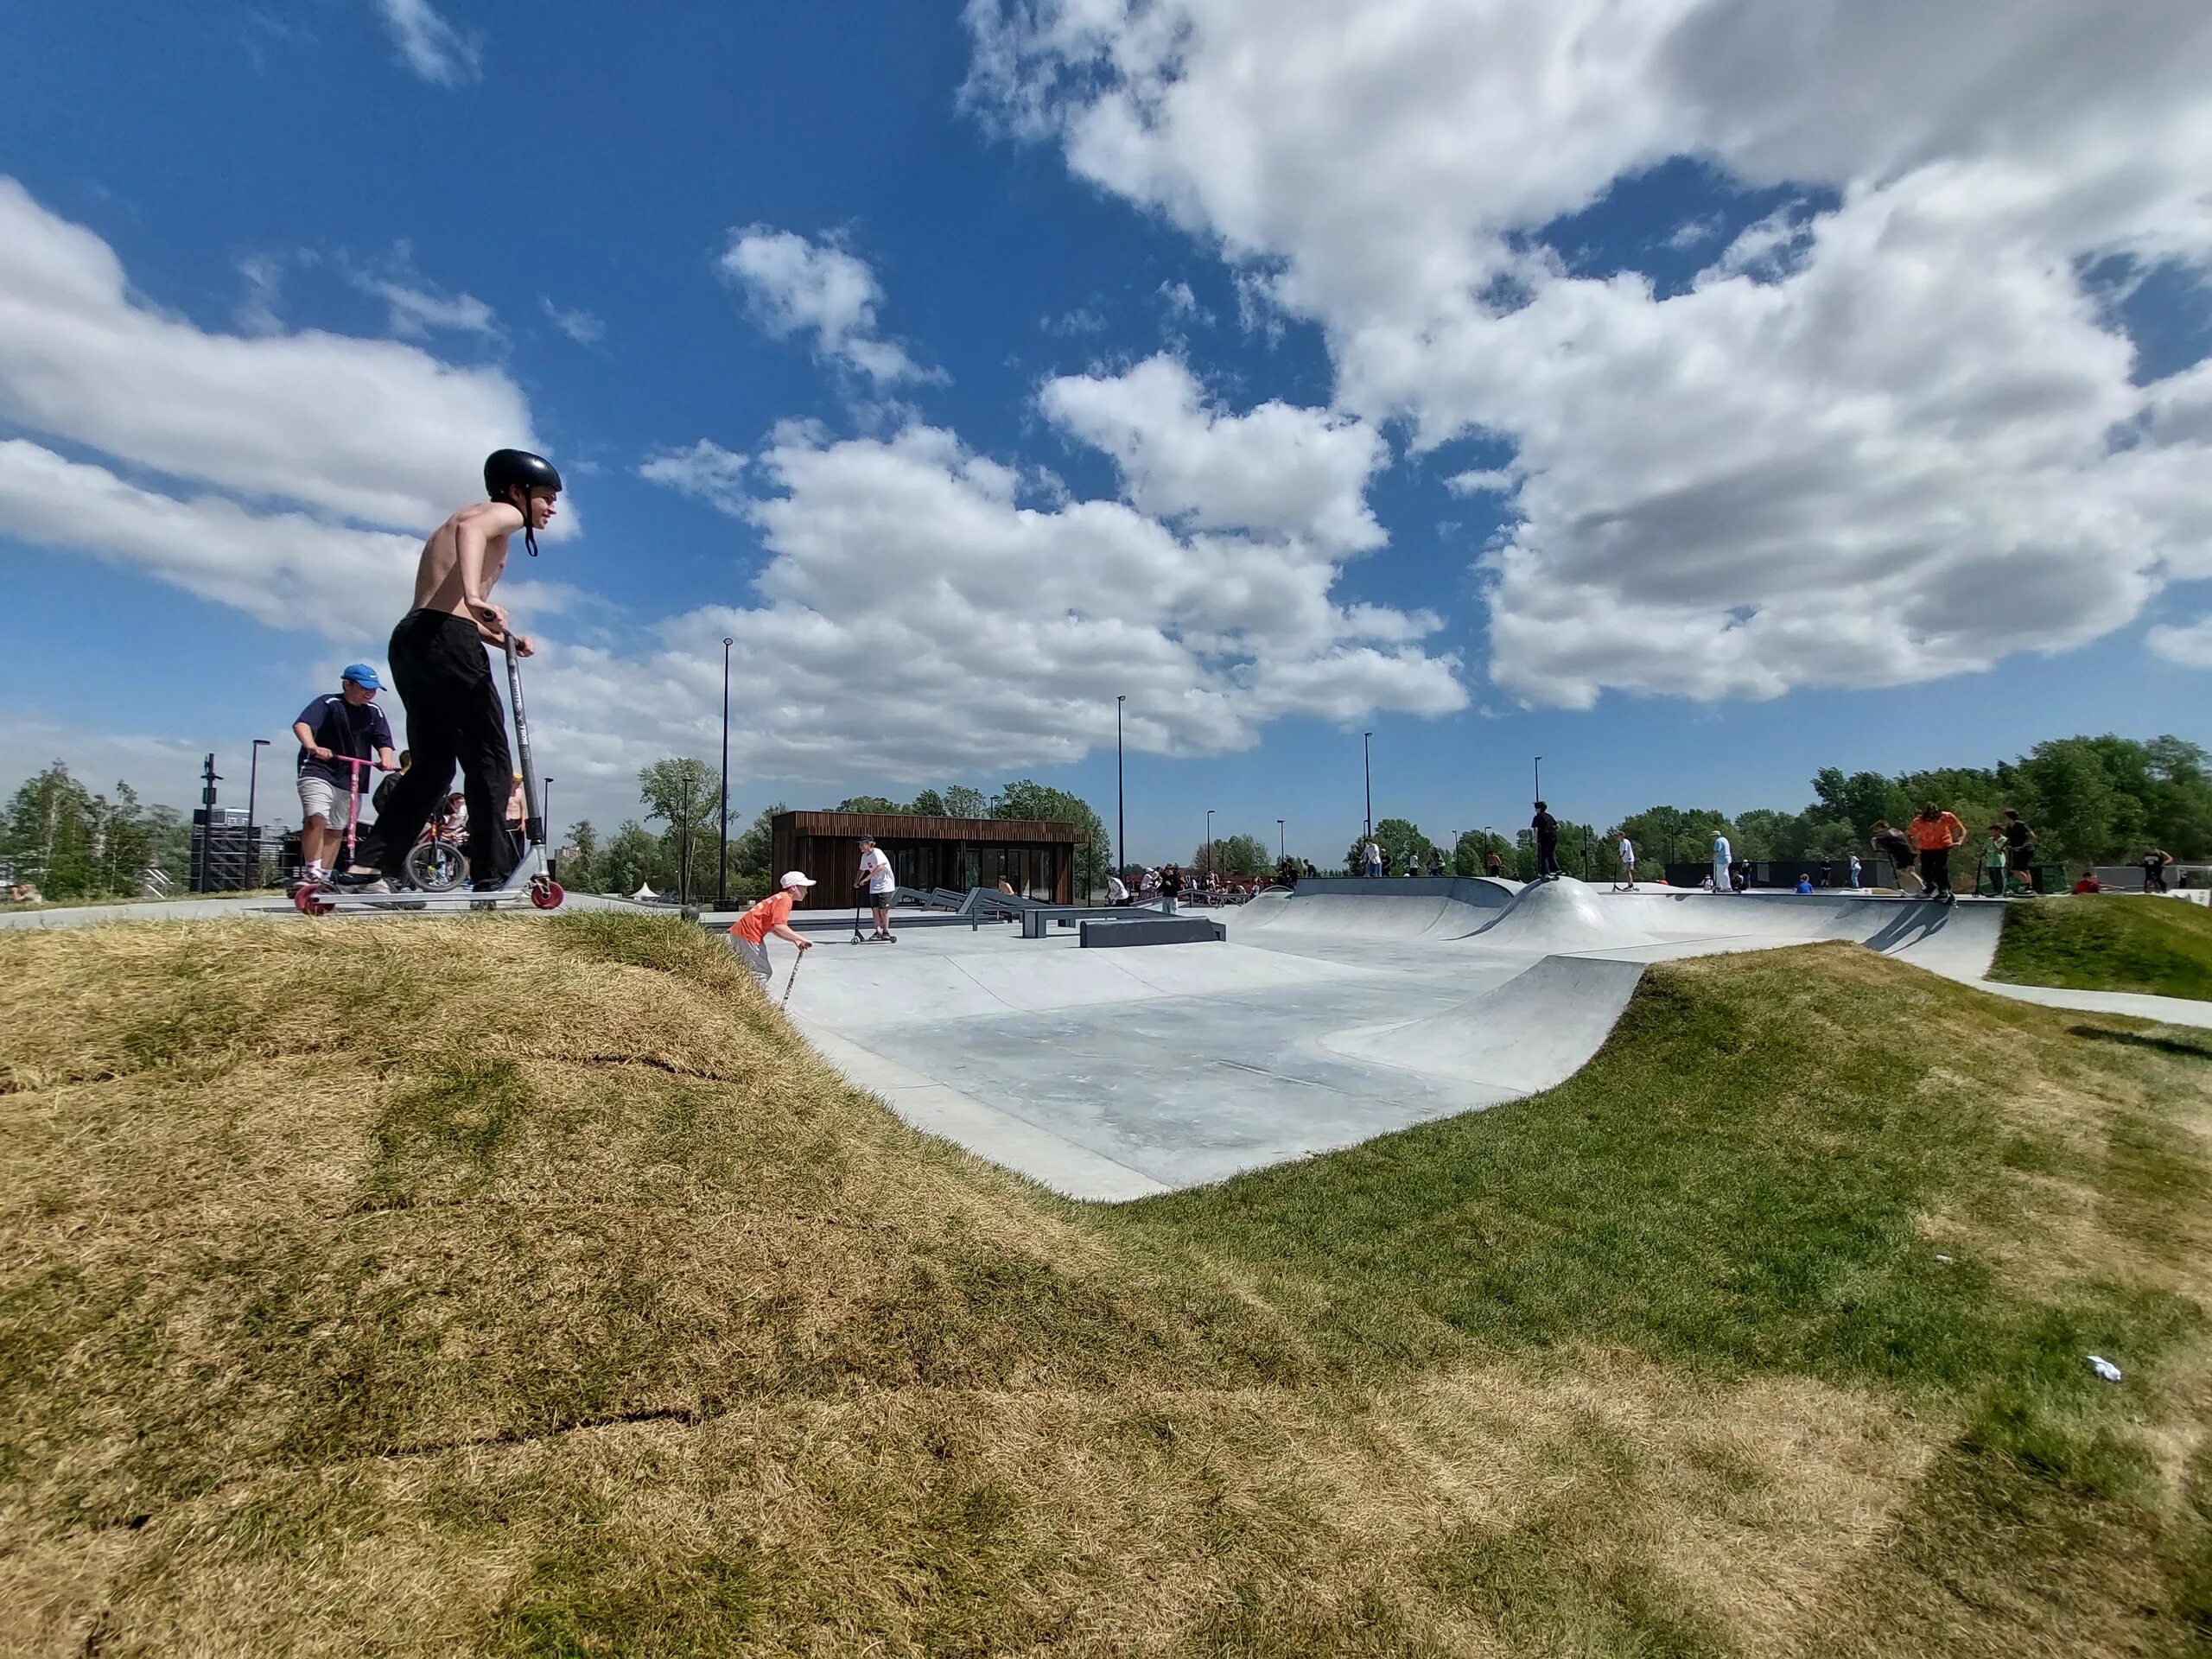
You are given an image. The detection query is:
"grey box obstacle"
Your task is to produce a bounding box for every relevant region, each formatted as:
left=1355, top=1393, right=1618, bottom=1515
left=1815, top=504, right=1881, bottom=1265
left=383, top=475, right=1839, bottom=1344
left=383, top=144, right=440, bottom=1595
left=1078, top=916, right=1224, bottom=948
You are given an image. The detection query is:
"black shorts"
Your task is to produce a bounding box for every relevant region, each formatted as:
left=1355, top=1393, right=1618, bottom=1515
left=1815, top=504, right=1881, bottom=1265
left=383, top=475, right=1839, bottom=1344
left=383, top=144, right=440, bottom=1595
left=2006, top=848, right=2033, bottom=871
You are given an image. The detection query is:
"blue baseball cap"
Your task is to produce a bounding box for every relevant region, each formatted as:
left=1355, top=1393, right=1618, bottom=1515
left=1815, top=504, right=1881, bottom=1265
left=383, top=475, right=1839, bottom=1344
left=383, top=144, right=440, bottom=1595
left=340, top=663, right=382, bottom=690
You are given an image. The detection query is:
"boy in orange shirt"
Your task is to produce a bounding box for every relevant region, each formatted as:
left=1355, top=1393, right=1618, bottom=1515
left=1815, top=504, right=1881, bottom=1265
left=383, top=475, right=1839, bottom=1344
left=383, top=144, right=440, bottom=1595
left=1907, top=803, right=1968, bottom=904
left=728, top=871, right=817, bottom=987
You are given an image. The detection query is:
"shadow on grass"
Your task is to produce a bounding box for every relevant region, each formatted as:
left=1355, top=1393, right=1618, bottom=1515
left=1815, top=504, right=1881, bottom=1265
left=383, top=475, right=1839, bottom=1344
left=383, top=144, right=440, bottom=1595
left=2068, top=1025, right=2212, bottom=1063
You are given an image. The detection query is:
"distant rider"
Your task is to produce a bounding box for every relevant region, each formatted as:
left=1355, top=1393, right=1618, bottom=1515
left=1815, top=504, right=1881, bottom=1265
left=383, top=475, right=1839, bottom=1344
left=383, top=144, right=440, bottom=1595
left=1532, top=802, right=1560, bottom=880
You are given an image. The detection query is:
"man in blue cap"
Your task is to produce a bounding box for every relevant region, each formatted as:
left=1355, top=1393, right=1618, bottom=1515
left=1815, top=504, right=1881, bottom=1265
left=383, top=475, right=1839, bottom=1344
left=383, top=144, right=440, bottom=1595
left=292, top=664, right=397, bottom=888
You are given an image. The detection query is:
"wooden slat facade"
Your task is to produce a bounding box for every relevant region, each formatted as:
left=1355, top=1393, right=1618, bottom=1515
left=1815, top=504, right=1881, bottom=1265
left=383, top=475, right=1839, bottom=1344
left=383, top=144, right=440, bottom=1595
left=770, top=810, right=1082, bottom=909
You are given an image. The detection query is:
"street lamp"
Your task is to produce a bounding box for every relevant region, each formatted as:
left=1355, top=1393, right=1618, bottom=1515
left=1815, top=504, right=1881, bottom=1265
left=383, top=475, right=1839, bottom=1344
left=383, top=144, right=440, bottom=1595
left=1277, top=817, right=1285, bottom=862
left=1363, top=731, right=1373, bottom=840
left=543, top=776, right=555, bottom=849
left=1205, top=808, right=1214, bottom=879
left=718, top=636, right=733, bottom=906
left=1116, top=695, right=1126, bottom=881
left=1533, top=754, right=1543, bottom=801
left=245, top=738, right=270, bottom=889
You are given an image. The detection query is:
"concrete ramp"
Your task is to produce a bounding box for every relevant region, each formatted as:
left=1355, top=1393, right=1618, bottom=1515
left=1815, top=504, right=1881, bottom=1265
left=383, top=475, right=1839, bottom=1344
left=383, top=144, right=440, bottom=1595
left=1233, top=876, right=1516, bottom=941
left=1465, top=877, right=1665, bottom=951
left=1320, top=955, right=1647, bottom=1093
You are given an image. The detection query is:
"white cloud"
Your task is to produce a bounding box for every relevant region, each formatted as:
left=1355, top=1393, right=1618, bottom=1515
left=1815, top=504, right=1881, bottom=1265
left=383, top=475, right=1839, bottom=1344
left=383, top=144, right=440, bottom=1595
left=533, top=380, right=1461, bottom=794
left=1038, top=354, right=1387, bottom=552
left=541, top=296, right=605, bottom=345
left=717, top=226, right=938, bottom=385
left=638, top=440, right=750, bottom=516
left=353, top=273, right=498, bottom=340
left=966, top=1, right=2212, bottom=706
left=372, top=0, right=480, bottom=86
left=0, top=178, right=540, bottom=530
left=2147, top=614, right=2212, bottom=671
left=0, top=439, right=417, bottom=634
left=1156, top=279, right=1209, bottom=325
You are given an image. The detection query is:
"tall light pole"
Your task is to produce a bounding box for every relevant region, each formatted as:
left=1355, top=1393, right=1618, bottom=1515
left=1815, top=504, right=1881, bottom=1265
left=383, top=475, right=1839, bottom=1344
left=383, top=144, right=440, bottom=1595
left=1533, top=754, right=1543, bottom=801
left=1363, top=731, right=1373, bottom=840
left=718, top=636, right=733, bottom=906
left=1277, top=817, right=1285, bottom=862
left=1205, top=808, right=1214, bottom=879
left=1116, top=695, right=1126, bottom=880
left=543, top=777, right=555, bottom=849
left=245, top=738, right=270, bottom=889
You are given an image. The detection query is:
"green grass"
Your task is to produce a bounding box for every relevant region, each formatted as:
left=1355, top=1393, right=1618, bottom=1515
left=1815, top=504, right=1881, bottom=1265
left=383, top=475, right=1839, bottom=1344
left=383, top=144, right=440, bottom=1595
left=3, top=917, right=2209, bottom=1656
left=1991, top=892, right=2212, bottom=1000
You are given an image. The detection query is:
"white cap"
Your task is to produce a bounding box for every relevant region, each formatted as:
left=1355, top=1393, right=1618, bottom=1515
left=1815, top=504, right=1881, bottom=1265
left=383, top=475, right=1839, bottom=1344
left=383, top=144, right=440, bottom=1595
left=779, top=871, right=817, bottom=889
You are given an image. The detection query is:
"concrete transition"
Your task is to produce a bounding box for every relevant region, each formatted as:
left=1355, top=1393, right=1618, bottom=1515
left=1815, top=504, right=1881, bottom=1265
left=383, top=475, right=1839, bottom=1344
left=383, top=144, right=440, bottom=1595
left=785, top=876, right=2212, bottom=1201
left=8, top=878, right=2207, bottom=1202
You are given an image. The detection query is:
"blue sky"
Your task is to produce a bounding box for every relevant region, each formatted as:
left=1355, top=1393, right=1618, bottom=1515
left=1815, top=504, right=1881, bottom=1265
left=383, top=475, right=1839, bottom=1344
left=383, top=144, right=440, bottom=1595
left=3, top=2, right=2210, bottom=867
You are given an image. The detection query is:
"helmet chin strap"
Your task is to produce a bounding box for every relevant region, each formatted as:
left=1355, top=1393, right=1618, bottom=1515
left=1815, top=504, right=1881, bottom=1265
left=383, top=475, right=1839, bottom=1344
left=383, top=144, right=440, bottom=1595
left=518, top=491, right=540, bottom=556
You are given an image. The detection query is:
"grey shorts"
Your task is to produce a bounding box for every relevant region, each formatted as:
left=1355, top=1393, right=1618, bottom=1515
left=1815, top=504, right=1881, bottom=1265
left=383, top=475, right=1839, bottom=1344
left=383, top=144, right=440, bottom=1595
left=297, top=774, right=358, bottom=830
left=726, top=933, right=772, bottom=985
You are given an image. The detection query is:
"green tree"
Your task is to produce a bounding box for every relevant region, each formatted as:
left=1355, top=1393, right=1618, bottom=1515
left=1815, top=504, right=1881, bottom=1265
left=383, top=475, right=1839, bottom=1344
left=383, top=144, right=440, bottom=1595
left=562, top=818, right=601, bottom=893
left=1196, top=833, right=1269, bottom=877
left=1452, top=827, right=1516, bottom=878
left=942, top=785, right=988, bottom=819
left=639, top=758, right=717, bottom=899
left=990, top=779, right=1108, bottom=899
left=727, top=804, right=786, bottom=898
left=3, top=763, right=96, bottom=898
left=906, top=788, right=948, bottom=817
left=835, top=795, right=903, bottom=814
left=600, top=820, right=663, bottom=896
left=1343, top=817, right=1434, bottom=874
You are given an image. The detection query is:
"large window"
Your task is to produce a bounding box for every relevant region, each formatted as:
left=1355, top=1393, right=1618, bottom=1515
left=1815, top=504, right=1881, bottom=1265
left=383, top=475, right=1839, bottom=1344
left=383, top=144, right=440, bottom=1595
left=961, top=846, right=1058, bottom=900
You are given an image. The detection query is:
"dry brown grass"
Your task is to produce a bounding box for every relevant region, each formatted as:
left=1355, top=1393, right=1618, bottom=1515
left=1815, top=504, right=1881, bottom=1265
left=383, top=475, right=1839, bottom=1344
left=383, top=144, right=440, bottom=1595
left=2, top=916, right=2208, bottom=1656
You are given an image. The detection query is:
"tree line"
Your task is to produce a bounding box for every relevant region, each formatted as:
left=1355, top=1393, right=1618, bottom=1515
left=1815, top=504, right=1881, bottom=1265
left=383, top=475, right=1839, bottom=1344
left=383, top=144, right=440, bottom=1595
left=1341, top=734, right=2212, bottom=882
left=0, top=764, right=193, bottom=901
left=9, top=732, right=2203, bottom=903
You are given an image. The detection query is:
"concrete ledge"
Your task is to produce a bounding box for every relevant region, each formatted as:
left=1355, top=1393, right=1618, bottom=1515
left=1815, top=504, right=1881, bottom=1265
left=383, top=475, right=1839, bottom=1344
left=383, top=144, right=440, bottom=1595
left=1079, top=916, right=1225, bottom=948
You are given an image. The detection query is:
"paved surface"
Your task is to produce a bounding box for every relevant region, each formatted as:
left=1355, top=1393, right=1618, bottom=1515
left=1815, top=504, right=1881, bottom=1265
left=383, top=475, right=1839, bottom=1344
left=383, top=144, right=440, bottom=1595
left=781, top=877, right=2212, bottom=1199
left=11, top=879, right=2206, bottom=1199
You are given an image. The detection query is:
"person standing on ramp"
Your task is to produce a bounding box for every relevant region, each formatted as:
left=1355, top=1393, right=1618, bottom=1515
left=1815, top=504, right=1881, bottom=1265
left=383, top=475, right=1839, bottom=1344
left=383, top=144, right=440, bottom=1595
left=372, top=448, right=561, bottom=893
left=1910, top=802, right=1968, bottom=904
left=728, top=871, right=816, bottom=986
left=1711, top=828, right=1732, bottom=894
left=1532, top=802, right=1561, bottom=880
left=856, top=835, right=897, bottom=941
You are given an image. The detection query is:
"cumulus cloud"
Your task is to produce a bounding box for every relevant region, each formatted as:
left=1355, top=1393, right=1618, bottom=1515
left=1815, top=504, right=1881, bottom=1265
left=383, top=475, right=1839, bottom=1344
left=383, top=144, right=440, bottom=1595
left=966, top=1, right=2212, bottom=705
left=638, top=439, right=750, bottom=516
left=0, top=439, right=417, bottom=632
left=372, top=0, right=480, bottom=86
left=1038, top=354, right=1387, bottom=552
left=0, top=178, right=540, bottom=529
left=581, top=361, right=1458, bottom=789
left=717, top=226, right=938, bottom=386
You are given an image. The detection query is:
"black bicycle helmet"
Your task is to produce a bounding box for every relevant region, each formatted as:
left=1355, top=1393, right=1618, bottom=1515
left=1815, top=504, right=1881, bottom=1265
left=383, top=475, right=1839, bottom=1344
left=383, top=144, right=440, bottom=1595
left=483, top=448, right=563, bottom=556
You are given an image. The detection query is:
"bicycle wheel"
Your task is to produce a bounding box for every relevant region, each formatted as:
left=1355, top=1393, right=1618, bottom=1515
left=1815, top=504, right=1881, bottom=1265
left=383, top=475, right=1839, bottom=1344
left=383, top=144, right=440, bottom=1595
left=404, top=838, right=468, bottom=893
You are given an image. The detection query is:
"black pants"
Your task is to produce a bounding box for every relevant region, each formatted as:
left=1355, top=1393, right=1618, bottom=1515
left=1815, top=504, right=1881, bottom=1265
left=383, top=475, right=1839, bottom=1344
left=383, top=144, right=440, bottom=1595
left=1537, top=841, right=1560, bottom=877
left=376, top=609, right=514, bottom=887
left=1920, top=846, right=1952, bottom=896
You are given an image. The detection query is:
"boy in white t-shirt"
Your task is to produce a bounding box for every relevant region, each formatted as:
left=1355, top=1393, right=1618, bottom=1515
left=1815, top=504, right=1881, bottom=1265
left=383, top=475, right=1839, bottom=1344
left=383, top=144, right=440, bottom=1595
left=856, top=835, right=897, bottom=941
left=1616, top=834, right=1637, bottom=889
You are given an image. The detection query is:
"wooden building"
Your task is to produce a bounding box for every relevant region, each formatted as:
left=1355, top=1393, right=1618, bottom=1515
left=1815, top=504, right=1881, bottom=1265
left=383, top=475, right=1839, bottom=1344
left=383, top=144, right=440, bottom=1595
left=769, top=810, right=1081, bottom=909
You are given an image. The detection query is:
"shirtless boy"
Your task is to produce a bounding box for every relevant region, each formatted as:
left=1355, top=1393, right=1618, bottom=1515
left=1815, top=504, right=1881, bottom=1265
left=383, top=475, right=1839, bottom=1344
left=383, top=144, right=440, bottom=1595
left=367, top=448, right=560, bottom=892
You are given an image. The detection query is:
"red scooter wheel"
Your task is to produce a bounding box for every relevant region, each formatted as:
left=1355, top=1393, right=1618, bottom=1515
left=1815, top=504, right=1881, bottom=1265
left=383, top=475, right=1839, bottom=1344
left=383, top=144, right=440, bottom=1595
left=529, top=878, right=564, bottom=910
left=294, top=886, right=334, bottom=915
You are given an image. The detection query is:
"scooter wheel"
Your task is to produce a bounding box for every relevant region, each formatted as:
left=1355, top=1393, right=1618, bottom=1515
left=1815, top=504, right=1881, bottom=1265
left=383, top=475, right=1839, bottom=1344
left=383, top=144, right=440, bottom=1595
left=294, top=887, right=334, bottom=915
left=529, top=878, right=564, bottom=910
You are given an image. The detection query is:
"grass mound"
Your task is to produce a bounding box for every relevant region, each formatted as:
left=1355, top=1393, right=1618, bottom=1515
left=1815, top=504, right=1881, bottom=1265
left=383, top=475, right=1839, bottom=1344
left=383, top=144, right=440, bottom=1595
left=1991, top=892, right=2212, bottom=1000
left=3, top=916, right=2209, bottom=1656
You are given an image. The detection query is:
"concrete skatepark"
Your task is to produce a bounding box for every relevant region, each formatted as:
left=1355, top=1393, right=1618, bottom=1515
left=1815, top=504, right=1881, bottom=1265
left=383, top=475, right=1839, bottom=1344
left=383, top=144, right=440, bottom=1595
left=7, top=875, right=2209, bottom=1201
left=785, top=876, right=2212, bottom=1200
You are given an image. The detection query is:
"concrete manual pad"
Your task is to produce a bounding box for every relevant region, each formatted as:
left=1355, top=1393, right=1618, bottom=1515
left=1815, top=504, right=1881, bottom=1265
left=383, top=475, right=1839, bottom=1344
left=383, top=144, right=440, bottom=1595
left=782, top=878, right=2212, bottom=1200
